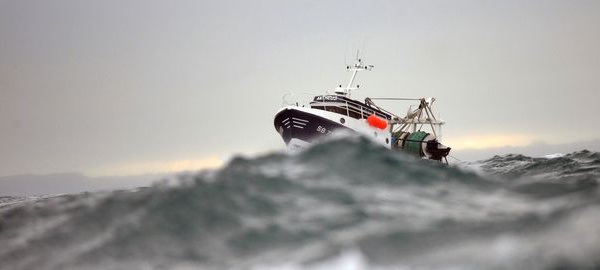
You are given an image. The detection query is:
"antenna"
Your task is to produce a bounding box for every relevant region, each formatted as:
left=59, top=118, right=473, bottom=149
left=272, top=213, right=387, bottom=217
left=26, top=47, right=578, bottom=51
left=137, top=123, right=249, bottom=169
left=360, top=37, right=367, bottom=60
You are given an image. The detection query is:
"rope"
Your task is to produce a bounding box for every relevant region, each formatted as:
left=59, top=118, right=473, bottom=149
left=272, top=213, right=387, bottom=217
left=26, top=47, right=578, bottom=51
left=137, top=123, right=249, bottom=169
left=448, top=154, right=465, bottom=163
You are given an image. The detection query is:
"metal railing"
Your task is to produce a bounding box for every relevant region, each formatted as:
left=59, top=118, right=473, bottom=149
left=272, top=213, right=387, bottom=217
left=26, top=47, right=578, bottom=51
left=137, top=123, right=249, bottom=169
left=309, top=98, right=389, bottom=120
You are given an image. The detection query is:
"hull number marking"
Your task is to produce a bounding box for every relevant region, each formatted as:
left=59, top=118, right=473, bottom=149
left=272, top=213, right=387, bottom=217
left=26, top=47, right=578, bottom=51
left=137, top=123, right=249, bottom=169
left=317, top=126, right=332, bottom=135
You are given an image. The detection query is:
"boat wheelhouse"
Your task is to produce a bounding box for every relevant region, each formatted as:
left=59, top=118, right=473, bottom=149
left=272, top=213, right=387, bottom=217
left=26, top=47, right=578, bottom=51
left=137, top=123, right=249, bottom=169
left=309, top=95, right=392, bottom=121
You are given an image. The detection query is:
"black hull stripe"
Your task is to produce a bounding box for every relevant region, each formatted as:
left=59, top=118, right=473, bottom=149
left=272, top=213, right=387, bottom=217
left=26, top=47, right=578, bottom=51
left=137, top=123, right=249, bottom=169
left=274, top=108, right=351, bottom=144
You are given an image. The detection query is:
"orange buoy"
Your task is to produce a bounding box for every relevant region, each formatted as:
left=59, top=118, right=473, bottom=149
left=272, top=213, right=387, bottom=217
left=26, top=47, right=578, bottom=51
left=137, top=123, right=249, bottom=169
left=367, top=115, right=387, bottom=130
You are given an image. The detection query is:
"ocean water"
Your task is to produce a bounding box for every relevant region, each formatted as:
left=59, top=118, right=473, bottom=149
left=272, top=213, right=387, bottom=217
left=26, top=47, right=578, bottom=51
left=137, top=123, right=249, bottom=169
left=1, top=137, right=599, bottom=270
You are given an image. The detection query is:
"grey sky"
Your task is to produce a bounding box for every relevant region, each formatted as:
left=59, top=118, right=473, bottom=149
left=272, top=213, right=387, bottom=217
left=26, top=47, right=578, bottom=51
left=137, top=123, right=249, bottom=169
left=1, top=0, right=599, bottom=176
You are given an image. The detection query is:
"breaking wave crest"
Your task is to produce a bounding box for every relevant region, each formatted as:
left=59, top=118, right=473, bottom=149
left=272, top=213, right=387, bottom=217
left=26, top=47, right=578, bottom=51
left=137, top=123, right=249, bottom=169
left=1, top=137, right=599, bottom=269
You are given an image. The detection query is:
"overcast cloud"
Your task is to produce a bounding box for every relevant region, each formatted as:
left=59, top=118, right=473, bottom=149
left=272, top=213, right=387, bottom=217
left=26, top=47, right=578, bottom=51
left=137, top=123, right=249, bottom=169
left=1, top=0, right=599, bottom=176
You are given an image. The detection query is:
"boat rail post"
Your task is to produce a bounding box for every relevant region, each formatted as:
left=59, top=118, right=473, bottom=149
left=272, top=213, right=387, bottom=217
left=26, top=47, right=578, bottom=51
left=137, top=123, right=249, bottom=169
left=345, top=100, right=350, bottom=116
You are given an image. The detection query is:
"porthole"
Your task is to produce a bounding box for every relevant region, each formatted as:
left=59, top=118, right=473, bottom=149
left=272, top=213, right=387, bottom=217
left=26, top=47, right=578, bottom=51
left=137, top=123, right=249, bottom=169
left=386, top=138, right=389, bottom=144
left=340, top=118, right=345, bottom=124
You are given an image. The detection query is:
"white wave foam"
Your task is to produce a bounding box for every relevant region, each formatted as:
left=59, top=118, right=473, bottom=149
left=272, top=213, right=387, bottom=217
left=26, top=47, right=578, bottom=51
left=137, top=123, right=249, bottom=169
left=542, top=153, right=565, bottom=159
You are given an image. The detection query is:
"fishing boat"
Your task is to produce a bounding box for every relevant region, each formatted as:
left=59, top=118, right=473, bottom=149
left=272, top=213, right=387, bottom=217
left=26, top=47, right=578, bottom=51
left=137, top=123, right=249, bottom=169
left=273, top=58, right=451, bottom=162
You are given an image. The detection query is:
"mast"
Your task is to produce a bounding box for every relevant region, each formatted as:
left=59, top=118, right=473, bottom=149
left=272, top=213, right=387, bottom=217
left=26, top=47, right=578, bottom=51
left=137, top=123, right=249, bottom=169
left=335, top=56, right=373, bottom=98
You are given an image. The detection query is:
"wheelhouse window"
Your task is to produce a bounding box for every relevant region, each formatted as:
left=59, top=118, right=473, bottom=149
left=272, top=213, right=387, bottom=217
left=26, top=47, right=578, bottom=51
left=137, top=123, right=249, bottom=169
left=326, top=106, right=348, bottom=116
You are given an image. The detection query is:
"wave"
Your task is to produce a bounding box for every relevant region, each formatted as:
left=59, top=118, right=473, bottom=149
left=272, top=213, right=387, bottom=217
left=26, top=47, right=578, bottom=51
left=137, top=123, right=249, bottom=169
left=1, top=137, right=599, bottom=269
